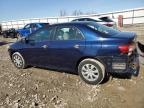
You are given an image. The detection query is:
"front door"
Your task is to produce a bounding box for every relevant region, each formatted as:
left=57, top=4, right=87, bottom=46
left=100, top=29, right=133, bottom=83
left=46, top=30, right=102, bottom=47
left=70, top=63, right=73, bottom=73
left=22, top=26, right=55, bottom=66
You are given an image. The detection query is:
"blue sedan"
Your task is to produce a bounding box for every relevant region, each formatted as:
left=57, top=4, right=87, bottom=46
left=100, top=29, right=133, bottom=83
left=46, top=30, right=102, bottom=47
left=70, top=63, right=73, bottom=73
left=16, top=23, right=49, bottom=38
left=8, top=22, right=139, bottom=84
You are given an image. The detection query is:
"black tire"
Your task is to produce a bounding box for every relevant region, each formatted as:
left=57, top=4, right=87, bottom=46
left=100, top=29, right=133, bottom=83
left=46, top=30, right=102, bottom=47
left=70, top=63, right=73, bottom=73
left=9, top=33, right=15, bottom=38
left=12, top=52, right=27, bottom=69
left=78, top=58, right=105, bottom=85
left=3, top=33, right=8, bottom=38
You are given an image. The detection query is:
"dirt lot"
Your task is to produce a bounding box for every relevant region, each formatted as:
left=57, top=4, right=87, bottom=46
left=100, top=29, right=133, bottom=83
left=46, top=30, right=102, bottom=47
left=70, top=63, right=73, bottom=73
left=0, top=37, right=144, bottom=108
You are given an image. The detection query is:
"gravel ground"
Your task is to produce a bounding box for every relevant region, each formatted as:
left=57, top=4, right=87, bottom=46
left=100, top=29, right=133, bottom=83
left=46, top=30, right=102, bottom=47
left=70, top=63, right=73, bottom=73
left=0, top=37, right=144, bottom=108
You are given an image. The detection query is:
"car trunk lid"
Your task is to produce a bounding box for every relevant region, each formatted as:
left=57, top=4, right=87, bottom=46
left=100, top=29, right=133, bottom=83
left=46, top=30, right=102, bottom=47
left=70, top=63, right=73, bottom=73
left=110, top=32, right=136, bottom=42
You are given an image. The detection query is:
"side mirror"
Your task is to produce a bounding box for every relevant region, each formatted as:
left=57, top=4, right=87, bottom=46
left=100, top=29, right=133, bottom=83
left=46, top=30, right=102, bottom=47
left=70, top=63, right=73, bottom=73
left=21, top=37, right=35, bottom=45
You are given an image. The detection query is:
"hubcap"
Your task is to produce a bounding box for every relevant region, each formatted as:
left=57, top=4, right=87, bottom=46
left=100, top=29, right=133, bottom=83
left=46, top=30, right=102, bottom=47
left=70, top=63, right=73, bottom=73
left=81, top=64, right=99, bottom=81
left=13, top=54, right=23, bottom=68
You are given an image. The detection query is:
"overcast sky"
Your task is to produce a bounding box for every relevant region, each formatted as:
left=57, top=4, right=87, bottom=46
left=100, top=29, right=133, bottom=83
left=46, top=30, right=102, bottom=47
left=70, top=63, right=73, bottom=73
left=0, top=0, right=144, bottom=21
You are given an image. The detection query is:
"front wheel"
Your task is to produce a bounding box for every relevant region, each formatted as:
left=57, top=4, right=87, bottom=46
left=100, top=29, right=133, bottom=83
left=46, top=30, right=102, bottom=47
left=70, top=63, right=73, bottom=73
left=78, top=59, right=105, bottom=85
left=12, top=52, right=27, bottom=69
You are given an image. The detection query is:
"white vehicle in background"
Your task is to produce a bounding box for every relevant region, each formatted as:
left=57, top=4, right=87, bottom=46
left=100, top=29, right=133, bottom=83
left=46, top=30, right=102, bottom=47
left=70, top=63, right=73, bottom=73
left=99, top=17, right=117, bottom=28
left=72, top=16, right=117, bottom=29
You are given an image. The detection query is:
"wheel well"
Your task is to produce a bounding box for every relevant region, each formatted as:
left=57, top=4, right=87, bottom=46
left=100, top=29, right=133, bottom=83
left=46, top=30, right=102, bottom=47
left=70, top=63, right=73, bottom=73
left=9, top=51, right=15, bottom=59
left=10, top=50, right=23, bottom=59
left=76, top=56, right=106, bottom=71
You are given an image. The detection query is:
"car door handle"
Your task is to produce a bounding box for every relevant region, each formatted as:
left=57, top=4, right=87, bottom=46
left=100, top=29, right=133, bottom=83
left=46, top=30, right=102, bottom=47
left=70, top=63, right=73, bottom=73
left=74, top=44, right=80, bottom=49
left=42, top=45, right=48, bottom=49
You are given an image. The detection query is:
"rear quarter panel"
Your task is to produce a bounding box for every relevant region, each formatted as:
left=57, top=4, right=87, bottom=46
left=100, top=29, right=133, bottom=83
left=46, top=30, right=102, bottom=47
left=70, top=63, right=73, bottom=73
left=79, top=26, right=102, bottom=57
left=79, top=26, right=131, bottom=57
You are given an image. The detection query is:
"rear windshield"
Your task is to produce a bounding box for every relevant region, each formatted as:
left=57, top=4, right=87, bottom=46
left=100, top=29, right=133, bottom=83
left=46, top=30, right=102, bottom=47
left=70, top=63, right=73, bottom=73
left=85, top=22, right=119, bottom=35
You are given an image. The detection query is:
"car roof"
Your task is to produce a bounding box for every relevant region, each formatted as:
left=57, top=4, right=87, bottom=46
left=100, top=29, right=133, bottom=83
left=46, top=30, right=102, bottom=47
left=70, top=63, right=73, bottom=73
left=72, top=18, right=102, bottom=22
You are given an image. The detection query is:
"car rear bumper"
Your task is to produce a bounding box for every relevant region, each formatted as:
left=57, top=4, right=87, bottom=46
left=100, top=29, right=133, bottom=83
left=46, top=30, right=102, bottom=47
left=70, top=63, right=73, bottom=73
left=98, top=52, right=140, bottom=76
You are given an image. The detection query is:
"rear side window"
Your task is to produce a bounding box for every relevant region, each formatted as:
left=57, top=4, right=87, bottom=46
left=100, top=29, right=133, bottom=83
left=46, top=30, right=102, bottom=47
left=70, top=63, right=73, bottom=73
left=29, top=27, right=54, bottom=42
left=54, top=26, right=84, bottom=40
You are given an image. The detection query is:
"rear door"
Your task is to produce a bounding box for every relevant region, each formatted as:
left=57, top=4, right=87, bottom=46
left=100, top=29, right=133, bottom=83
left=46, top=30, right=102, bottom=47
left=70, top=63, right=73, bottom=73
left=47, top=25, right=86, bottom=70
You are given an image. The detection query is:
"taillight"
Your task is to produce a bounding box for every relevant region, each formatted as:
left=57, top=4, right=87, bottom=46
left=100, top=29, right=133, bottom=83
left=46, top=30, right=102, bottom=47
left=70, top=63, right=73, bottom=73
left=118, top=45, right=129, bottom=53
left=118, top=42, right=136, bottom=55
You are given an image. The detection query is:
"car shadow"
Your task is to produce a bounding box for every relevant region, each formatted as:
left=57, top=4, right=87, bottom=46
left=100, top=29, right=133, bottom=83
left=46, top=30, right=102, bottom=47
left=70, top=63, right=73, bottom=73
left=111, top=73, right=132, bottom=79
left=33, top=66, right=78, bottom=75
left=0, top=41, right=12, bottom=46
left=33, top=66, right=133, bottom=85
left=100, top=73, right=132, bottom=84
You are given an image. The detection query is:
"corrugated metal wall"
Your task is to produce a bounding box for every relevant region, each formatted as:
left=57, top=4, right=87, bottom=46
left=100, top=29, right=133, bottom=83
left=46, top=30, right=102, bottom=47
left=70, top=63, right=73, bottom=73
left=1, top=7, right=144, bottom=30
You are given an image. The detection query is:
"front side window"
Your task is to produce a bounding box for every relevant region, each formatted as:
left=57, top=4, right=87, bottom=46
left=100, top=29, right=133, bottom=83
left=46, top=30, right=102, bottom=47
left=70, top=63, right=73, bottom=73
left=54, top=26, right=84, bottom=40
left=28, top=27, right=53, bottom=42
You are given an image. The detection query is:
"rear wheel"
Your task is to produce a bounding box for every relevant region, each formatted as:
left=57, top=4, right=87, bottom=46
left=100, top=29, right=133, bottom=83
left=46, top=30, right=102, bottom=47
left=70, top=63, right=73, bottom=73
left=78, top=59, right=105, bottom=85
left=12, top=52, right=26, bottom=69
